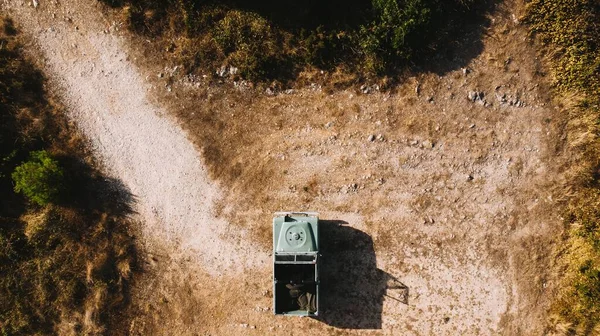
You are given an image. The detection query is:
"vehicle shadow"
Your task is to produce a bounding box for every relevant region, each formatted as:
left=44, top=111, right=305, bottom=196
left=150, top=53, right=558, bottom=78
left=316, top=220, right=408, bottom=329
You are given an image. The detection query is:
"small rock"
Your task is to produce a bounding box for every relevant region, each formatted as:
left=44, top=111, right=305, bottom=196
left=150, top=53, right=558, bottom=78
left=462, top=68, right=469, bottom=75
left=422, top=140, right=434, bottom=149
left=158, top=72, right=164, bottom=78
left=376, top=134, right=385, bottom=141
left=468, top=91, right=478, bottom=102
left=496, top=92, right=507, bottom=103
left=216, top=66, right=227, bottom=77
left=32, top=0, right=38, bottom=8
left=240, top=323, right=248, bottom=328
left=469, top=124, right=475, bottom=129
left=325, top=121, right=334, bottom=128
left=467, top=174, right=474, bottom=181
left=368, top=134, right=375, bottom=142
left=427, top=96, right=434, bottom=103
left=468, top=90, right=484, bottom=102
left=361, top=84, right=379, bottom=94
left=229, top=66, right=238, bottom=76
left=265, top=87, right=275, bottom=95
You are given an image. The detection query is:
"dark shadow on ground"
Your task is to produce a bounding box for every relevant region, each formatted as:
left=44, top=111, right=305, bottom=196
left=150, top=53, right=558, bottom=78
left=56, top=155, right=137, bottom=217
left=316, top=220, right=409, bottom=329
left=413, top=0, right=500, bottom=76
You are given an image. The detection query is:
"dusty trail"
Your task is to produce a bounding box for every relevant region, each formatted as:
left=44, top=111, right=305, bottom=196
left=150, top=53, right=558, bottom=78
left=1, top=0, right=266, bottom=276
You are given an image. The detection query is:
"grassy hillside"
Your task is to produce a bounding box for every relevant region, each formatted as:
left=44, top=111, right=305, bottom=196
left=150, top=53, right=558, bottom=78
left=0, top=17, right=136, bottom=335
left=525, top=0, right=600, bottom=334
left=103, top=0, right=486, bottom=84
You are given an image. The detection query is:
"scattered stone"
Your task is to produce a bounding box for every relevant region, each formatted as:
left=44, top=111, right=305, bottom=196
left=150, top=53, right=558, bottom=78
left=325, top=121, right=334, bottom=128
left=496, top=92, right=507, bottom=103
left=240, top=323, right=249, bottom=328
left=265, top=87, right=275, bottom=95
left=158, top=72, right=164, bottom=78
left=229, top=66, right=238, bottom=76
left=368, top=134, right=375, bottom=142
left=467, top=90, right=485, bottom=103
left=376, top=134, right=385, bottom=141
left=427, top=96, right=434, bottom=103
left=462, top=67, right=469, bottom=75
left=469, top=124, right=475, bottom=129
left=361, top=84, right=379, bottom=94
left=32, top=0, right=38, bottom=8
left=216, top=66, right=227, bottom=77
left=415, top=83, right=421, bottom=95
left=467, top=174, right=474, bottom=181
left=410, top=140, right=419, bottom=146
left=422, top=140, right=434, bottom=149
left=284, top=89, right=294, bottom=94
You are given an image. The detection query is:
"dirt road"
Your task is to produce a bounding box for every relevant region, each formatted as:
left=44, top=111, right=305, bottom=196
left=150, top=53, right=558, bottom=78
left=3, top=0, right=568, bottom=335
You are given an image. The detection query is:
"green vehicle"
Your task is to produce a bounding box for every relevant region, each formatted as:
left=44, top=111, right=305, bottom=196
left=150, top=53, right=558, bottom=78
left=273, top=212, right=320, bottom=316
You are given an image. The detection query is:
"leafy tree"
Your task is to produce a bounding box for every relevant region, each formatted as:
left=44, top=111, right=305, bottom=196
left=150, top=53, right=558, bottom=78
left=12, top=150, right=64, bottom=206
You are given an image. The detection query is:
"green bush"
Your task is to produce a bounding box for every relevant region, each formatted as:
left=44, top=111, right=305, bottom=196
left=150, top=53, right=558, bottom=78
left=12, top=150, right=64, bottom=206
left=365, top=0, right=431, bottom=60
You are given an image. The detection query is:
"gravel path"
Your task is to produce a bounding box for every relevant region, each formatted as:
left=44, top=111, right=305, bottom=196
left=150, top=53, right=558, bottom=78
left=2, top=0, right=265, bottom=276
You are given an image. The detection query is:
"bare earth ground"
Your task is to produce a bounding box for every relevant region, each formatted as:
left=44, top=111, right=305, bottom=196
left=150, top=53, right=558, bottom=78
left=2, top=0, right=571, bottom=335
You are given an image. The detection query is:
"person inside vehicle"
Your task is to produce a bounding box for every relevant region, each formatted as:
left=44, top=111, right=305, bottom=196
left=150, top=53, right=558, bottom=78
left=286, top=283, right=316, bottom=313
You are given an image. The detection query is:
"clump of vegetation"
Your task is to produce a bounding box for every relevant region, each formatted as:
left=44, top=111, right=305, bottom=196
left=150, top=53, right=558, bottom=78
left=525, top=0, right=600, bottom=107
left=0, top=17, right=136, bottom=335
left=105, top=0, right=484, bottom=83
left=12, top=150, right=64, bottom=206
left=525, top=0, right=600, bottom=333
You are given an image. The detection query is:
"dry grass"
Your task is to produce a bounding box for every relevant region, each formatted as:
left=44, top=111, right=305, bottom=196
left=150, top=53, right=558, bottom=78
left=525, top=0, right=600, bottom=333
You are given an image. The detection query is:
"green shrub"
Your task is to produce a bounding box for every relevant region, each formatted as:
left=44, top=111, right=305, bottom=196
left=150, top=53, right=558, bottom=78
left=12, top=150, right=64, bottom=206
left=366, top=0, right=431, bottom=60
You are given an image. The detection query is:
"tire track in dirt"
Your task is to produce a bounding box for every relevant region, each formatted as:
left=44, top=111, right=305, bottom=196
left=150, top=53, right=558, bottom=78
left=1, top=0, right=267, bottom=276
